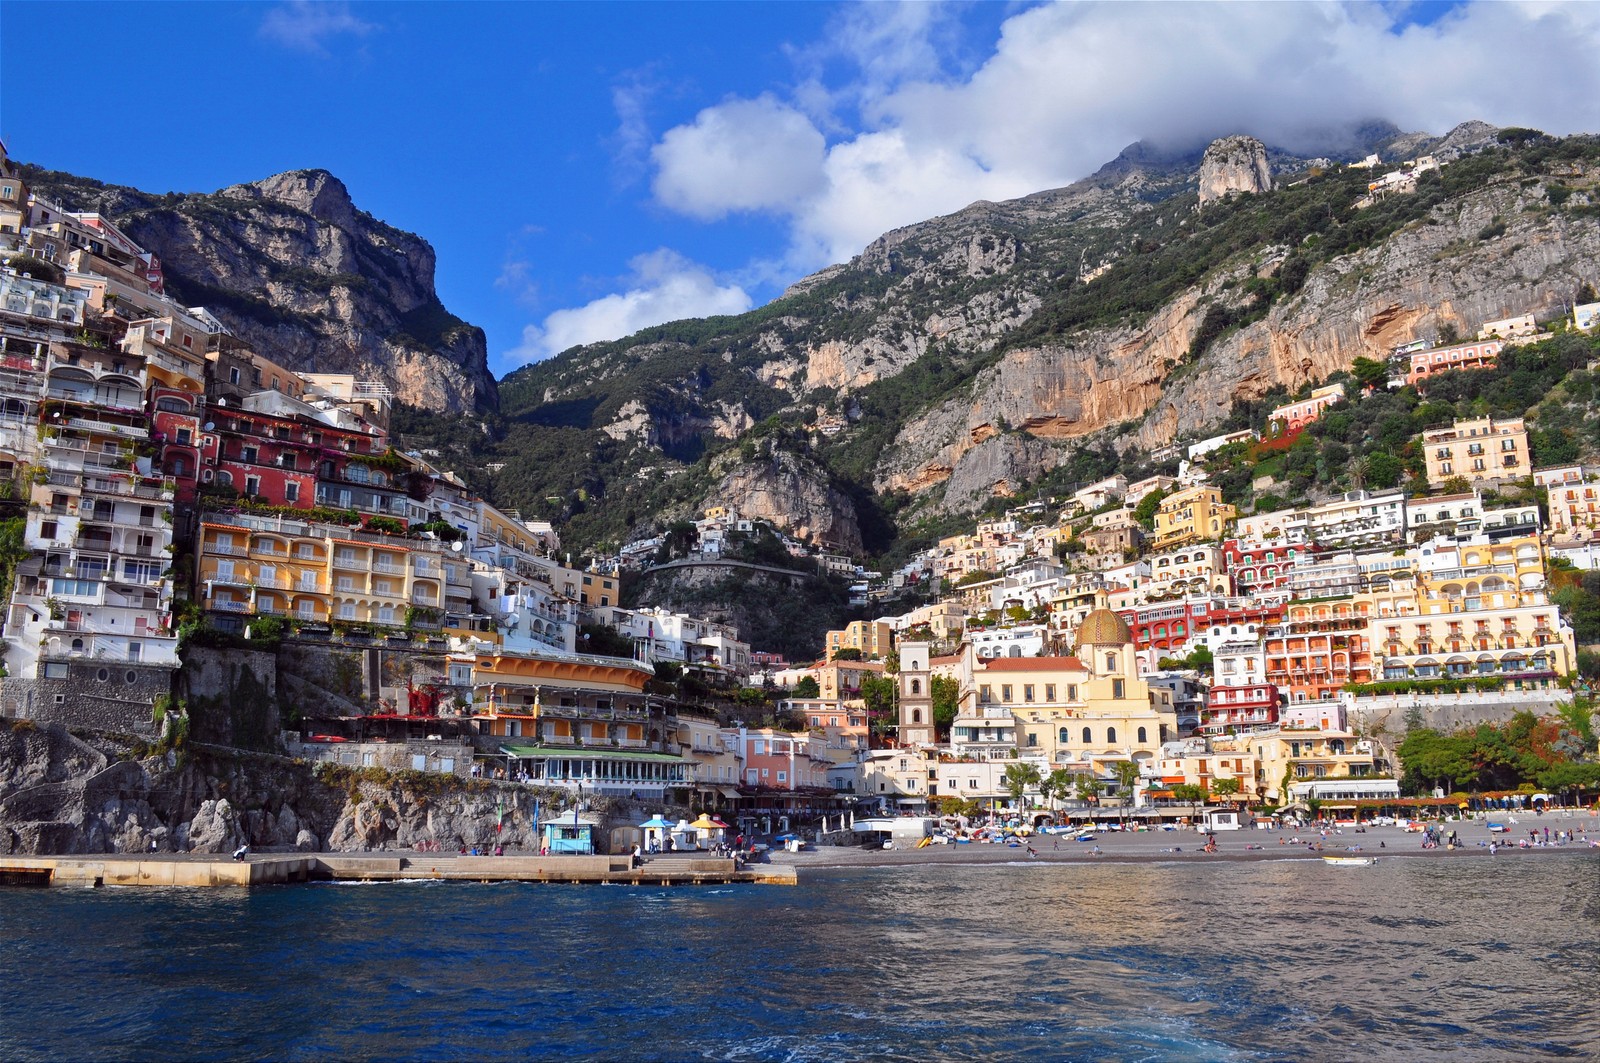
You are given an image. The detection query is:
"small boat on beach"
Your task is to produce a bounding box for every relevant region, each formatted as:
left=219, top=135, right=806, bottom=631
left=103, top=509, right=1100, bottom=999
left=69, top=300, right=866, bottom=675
left=1323, top=855, right=1377, bottom=867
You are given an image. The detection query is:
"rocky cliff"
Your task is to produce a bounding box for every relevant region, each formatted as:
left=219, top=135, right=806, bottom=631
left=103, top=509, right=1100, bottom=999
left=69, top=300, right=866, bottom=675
left=0, top=722, right=554, bottom=856
left=1197, top=135, right=1273, bottom=204
left=20, top=166, right=496, bottom=414
left=442, top=125, right=1600, bottom=556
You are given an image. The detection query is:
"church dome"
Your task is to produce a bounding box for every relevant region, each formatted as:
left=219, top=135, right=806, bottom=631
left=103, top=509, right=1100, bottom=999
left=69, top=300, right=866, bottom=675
left=1075, top=607, right=1133, bottom=650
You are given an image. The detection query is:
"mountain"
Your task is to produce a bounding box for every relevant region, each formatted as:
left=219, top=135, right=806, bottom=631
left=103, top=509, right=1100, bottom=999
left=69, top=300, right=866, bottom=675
left=17, top=165, right=497, bottom=415
left=463, top=122, right=1598, bottom=559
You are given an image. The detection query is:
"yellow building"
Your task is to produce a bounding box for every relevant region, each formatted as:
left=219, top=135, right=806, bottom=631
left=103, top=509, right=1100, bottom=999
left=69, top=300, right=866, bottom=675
left=1151, top=485, right=1236, bottom=550
left=996, top=607, right=1177, bottom=774
left=1221, top=730, right=1395, bottom=805
left=472, top=649, right=655, bottom=741
left=1151, top=747, right=1262, bottom=802
left=580, top=569, right=619, bottom=607
left=197, top=513, right=447, bottom=628
left=825, top=619, right=894, bottom=660
left=1422, top=417, right=1528, bottom=486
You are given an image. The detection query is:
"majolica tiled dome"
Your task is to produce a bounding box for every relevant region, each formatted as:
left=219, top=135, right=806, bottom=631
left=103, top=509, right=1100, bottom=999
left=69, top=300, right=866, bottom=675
left=1074, top=607, right=1133, bottom=650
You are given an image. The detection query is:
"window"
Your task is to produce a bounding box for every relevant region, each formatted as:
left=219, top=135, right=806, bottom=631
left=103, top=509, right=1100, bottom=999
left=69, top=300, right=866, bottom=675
left=1023, top=685, right=1035, bottom=703
left=1027, top=733, right=1038, bottom=747
left=910, top=678, right=921, bottom=695
left=1105, top=652, right=1116, bottom=671
left=776, top=771, right=786, bottom=783
left=1107, top=727, right=1117, bottom=743
left=1059, top=727, right=1070, bottom=744
left=284, top=483, right=299, bottom=502
left=44, top=663, right=68, bottom=678
left=1082, top=727, right=1092, bottom=743
left=1137, top=727, right=1148, bottom=744
left=1001, top=684, right=1013, bottom=702
left=245, top=476, right=261, bottom=497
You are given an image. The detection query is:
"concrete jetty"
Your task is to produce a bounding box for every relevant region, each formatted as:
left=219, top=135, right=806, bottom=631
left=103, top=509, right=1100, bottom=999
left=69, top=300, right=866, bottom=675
left=0, top=852, right=797, bottom=889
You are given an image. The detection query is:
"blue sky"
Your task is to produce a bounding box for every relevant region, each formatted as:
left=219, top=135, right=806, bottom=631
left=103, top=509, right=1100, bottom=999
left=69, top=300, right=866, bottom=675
left=4, top=2, right=1599, bottom=378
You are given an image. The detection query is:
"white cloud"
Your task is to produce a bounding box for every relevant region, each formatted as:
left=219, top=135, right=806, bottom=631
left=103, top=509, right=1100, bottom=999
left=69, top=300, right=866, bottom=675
left=651, top=95, right=827, bottom=220
left=650, top=1, right=1600, bottom=275
left=259, top=1, right=374, bottom=56
left=505, top=249, right=752, bottom=365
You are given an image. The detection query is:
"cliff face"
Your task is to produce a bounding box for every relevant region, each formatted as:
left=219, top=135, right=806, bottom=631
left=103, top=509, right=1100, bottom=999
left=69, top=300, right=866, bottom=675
left=468, top=125, right=1600, bottom=554
left=0, top=723, right=549, bottom=855
left=704, top=449, right=863, bottom=554
left=21, top=166, right=496, bottom=414
left=1198, top=135, right=1273, bottom=204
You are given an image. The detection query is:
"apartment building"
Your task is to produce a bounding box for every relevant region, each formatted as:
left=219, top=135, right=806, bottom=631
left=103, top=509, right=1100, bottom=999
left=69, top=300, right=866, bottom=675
left=824, top=619, right=894, bottom=660
left=1423, top=417, right=1528, bottom=487
left=1538, top=465, right=1600, bottom=540
left=1404, top=339, right=1501, bottom=388
left=1151, top=485, right=1236, bottom=550
left=1269, top=383, right=1344, bottom=433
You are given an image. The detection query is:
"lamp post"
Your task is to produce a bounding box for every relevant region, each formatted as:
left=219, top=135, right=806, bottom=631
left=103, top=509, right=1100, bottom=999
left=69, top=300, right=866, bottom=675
left=571, top=779, right=584, bottom=853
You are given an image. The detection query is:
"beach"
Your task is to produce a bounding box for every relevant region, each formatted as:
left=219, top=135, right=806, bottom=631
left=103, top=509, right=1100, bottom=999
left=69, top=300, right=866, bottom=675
left=770, top=811, right=1600, bottom=869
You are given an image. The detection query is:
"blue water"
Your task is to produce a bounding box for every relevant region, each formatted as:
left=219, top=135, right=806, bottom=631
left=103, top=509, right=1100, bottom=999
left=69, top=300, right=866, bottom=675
left=1, top=855, right=1597, bottom=1061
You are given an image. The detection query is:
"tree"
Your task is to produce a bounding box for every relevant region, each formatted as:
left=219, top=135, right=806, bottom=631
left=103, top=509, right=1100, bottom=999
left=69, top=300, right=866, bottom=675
left=1348, top=356, right=1389, bottom=392
left=831, top=647, right=863, bottom=661
left=1133, top=488, right=1167, bottom=529
left=1003, top=763, right=1042, bottom=809
left=1042, top=768, right=1075, bottom=811
left=1074, top=773, right=1104, bottom=804
left=1211, top=777, right=1243, bottom=806
left=793, top=675, right=820, bottom=699
left=860, top=674, right=898, bottom=737
left=1171, top=783, right=1207, bottom=804
left=930, top=675, right=960, bottom=741
left=1111, top=760, right=1141, bottom=803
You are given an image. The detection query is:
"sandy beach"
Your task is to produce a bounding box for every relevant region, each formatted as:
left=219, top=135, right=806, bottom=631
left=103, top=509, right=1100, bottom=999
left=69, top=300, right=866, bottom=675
left=769, top=812, right=1600, bottom=869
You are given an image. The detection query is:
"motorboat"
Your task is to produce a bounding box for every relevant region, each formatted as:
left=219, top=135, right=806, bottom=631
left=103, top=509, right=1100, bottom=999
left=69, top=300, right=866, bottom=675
left=1323, top=855, right=1377, bottom=866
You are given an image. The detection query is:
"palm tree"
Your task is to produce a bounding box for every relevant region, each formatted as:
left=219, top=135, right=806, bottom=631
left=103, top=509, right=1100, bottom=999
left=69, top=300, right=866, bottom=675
left=1112, top=760, right=1142, bottom=824
left=1348, top=455, right=1371, bottom=491
left=1075, top=773, right=1104, bottom=805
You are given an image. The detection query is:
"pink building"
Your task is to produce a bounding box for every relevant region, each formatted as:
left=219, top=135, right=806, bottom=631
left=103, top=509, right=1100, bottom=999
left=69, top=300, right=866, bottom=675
left=1406, top=340, right=1501, bottom=389
left=1269, top=384, right=1344, bottom=434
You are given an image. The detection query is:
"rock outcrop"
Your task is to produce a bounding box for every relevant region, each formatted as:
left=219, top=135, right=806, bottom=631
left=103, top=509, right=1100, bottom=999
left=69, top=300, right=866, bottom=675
left=1197, top=135, right=1273, bottom=205
left=704, top=449, right=863, bottom=555
left=21, top=166, right=496, bottom=414
left=0, top=722, right=554, bottom=856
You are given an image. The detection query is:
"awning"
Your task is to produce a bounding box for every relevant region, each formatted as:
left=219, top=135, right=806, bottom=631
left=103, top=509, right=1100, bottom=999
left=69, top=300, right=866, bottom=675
left=718, top=787, right=743, bottom=800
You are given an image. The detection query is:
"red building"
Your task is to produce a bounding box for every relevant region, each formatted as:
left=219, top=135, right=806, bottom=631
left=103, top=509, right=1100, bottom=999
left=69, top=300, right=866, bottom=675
left=1222, top=539, right=1316, bottom=598
left=1118, top=596, right=1285, bottom=664
left=1200, top=684, right=1280, bottom=735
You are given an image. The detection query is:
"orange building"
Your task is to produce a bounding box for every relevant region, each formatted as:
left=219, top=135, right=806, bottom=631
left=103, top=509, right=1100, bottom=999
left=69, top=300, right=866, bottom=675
left=1264, top=598, right=1373, bottom=705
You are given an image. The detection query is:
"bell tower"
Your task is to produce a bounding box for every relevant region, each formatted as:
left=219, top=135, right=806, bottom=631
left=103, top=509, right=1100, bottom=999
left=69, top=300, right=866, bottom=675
left=898, top=641, right=935, bottom=747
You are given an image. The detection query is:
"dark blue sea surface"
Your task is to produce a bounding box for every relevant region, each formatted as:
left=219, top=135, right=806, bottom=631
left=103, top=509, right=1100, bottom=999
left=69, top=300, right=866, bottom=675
left=1, top=855, right=1597, bottom=1061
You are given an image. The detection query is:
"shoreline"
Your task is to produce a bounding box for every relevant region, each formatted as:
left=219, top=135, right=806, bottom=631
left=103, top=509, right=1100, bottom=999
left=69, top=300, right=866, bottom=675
left=769, top=817, right=1600, bottom=871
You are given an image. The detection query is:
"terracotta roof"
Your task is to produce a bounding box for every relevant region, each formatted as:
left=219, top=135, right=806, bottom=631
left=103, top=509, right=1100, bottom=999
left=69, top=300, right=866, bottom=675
left=978, top=655, right=1086, bottom=672
left=931, top=654, right=962, bottom=665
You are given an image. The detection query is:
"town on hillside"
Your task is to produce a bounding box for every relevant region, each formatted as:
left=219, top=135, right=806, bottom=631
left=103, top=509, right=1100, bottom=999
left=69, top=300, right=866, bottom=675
left=1, top=142, right=1598, bottom=852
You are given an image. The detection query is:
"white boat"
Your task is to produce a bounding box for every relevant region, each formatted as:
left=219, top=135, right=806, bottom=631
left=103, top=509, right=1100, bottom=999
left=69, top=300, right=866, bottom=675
left=1323, top=855, right=1377, bottom=866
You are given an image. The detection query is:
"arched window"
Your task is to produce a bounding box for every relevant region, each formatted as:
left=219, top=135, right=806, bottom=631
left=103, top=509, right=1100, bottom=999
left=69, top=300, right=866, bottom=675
left=1059, top=727, right=1070, bottom=744
left=1009, top=646, right=1021, bottom=658
left=910, top=679, right=921, bottom=695
left=912, top=709, right=922, bottom=724
left=1082, top=726, right=1092, bottom=743
left=217, top=471, right=233, bottom=487
left=1107, top=727, right=1117, bottom=743
left=1137, top=726, right=1148, bottom=744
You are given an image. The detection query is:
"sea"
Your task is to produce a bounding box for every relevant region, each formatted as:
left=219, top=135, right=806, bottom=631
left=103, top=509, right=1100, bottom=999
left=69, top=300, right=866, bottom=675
left=1, top=854, right=1596, bottom=1062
